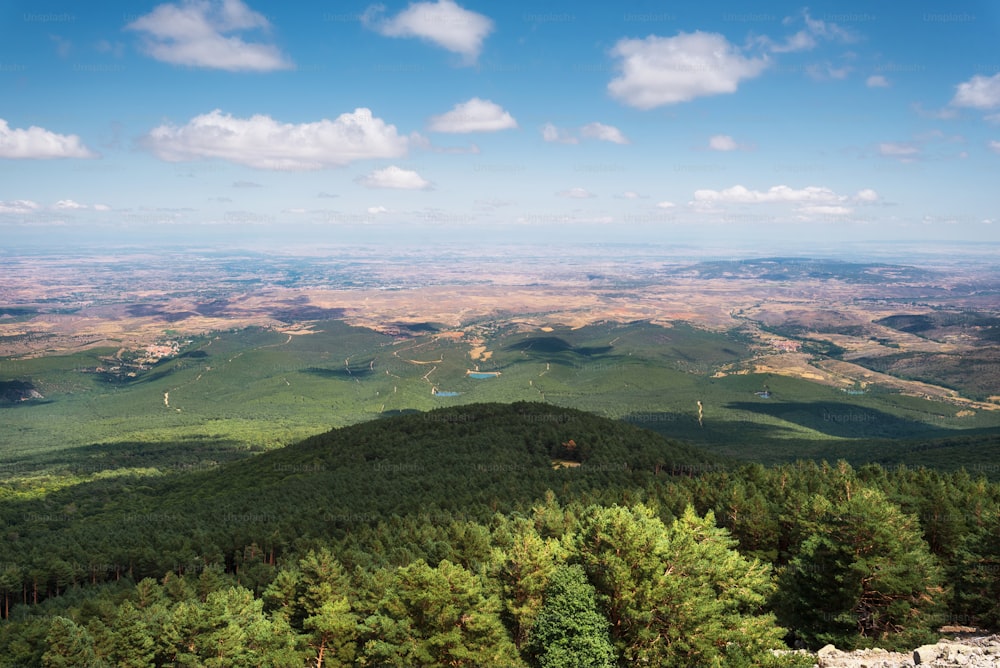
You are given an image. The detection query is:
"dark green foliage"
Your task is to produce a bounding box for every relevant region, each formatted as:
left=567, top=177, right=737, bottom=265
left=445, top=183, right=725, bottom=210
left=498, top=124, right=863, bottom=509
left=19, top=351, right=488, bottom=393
left=1, top=406, right=999, bottom=665
left=529, top=565, right=616, bottom=668
left=776, top=488, right=945, bottom=650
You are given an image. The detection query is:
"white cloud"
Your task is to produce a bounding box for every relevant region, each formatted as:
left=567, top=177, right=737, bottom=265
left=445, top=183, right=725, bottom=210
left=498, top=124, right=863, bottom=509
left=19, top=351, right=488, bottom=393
left=620, top=191, right=643, bottom=199
left=144, top=108, right=409, bottom=170
left=0, top=199, right=41, bottom=214
left=54, top=199, right=87, bottom=210
left=608, top=31, right=768, bottom=109
left=989, top=140, right=1000, bottom=154
left=866, top=75, right=889, bottom=88
left=367, top=205, right=389, bottom=214
left=708, top=134, right=738, bottom=151
left=93, top=203, right=112, bottom=211
left=0, top=119, right=96, bottom=159
left=126, top=0, right=293, bottom=71
left=542, top=123, right=578, bottom=144
left=693, top=184, right=842, bottom=204
left=357, top=165, right=431, bottom=190
left=557, top=187, right=595, bottom=199
left=878, top=142, right=919, bottom=158
left=427, top=98, right=517, bottom=133
left=855, top=188, right=879, bottom=202
left=951, top=73, right=1000, bottom=109
left=798, top=204, right=851, bottom=216
left=985, top=113, right=1000, bottom=124
left=543, top=122, right=629, bottom=144
left=363, top=0, right=493, bottom=63
left=656, top=201, right=676, bottom=209
left=580, top=122, right=629, bottom=144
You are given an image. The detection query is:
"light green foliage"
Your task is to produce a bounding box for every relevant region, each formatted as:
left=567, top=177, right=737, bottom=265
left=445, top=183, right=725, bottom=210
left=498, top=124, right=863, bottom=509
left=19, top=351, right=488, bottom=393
left=490, top=515, right=569, bottom=649
left=573, top=504, right=792, bottom=667
left=358, top=559, right=522, bottom=668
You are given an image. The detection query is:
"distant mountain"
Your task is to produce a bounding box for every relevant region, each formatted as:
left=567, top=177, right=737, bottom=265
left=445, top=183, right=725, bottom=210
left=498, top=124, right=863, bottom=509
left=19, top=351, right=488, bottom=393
left=670, top=257, right=938, bottom=284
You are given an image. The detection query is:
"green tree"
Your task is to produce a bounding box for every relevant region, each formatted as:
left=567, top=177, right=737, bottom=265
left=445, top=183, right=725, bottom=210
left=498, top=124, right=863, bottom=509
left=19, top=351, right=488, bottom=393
left=108, top=600, right=155, bottom=668
left=41, top=616, right=96, bottom=668
left=491, top=515, right=567, bottom=649
left=573, top=504, right=793, bottom=667
left=954, top=508, right=1000, bottom=628
left=777, top=487, right=945, bottom=650
left=359, top=559, right=521, bottom=668
left=529, top=564, right=616, bottom=668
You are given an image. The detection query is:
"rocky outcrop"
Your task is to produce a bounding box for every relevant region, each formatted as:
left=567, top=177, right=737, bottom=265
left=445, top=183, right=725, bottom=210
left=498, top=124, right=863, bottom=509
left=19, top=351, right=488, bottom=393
left=808, top=635, right=1000, bottom=668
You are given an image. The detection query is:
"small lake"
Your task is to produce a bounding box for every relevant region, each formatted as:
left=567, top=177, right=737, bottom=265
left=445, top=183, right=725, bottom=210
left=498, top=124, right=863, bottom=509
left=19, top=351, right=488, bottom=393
left=434, top=391, right=461, bottom=397
left=468, top=372, right=499, bottom=379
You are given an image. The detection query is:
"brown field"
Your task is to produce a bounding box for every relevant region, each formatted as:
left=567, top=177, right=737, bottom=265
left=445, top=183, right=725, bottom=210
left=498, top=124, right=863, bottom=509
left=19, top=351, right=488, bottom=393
left=2, top=248, right=998, bottom=408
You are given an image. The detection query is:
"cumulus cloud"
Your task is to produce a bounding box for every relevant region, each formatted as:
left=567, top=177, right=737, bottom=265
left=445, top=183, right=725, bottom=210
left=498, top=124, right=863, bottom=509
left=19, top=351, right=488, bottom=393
left=363, top=0, right=493, bottom=63
left=951, top=73, right=1000, bottom=109
left=557, top=187, right=595, bottom=199
left=357, top=165, right=431, bottom=190
left=0, top=119, right=96, bottom=159
left=542, top=122, right=628, bottom=144
left=125, top=0, right=293, bottom=71
left=0, top=200, right=41, bottom=214
left=866, top=75, right=889, bottom=88
left=54, top=199, right=87, bottom=210
left=580, top=122, right=629, bottom=144
left=144, top=108, right=409, bottom=170
left=989, top=140, right=1000, bottom=154
left=798, top=204, right=852, bottom=216
left=693, top=184, right=843, bottom=204
left=708, top=134, right=739, bottom=151
left=689, top=184, right=877, bottom=218
left=608, top=31, right=769, bottom=109
left=427, top=98, right=517, bottom=133
left=656, top=201, right=676, bottom=209
left=368, top=205, right=389, bottom=214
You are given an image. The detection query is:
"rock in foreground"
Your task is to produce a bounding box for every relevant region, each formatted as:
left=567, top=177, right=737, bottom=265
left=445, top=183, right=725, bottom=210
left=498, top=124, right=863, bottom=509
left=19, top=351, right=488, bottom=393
left=811, top=635, right=1000, bottom=668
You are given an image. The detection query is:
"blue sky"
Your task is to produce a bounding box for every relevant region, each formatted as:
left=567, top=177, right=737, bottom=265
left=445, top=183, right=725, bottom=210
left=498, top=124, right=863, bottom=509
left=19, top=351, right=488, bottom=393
left=1, top=0, right=999, bottom=248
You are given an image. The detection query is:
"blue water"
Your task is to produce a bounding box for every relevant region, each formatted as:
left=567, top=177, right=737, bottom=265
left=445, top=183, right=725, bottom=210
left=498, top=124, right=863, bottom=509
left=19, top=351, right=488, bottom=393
left=468, top=373, right=498, bottom=379
left=435, top=391, right=460, bottom=397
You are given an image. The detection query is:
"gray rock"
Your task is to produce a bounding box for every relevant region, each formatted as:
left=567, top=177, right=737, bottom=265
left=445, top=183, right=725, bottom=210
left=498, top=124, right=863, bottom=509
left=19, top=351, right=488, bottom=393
left=913, top=645, right=941, bottom=664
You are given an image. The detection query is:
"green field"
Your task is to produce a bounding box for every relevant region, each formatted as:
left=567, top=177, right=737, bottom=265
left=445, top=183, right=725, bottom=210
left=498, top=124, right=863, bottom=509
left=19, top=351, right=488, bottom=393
left=3, top=319, right=999, bottom=494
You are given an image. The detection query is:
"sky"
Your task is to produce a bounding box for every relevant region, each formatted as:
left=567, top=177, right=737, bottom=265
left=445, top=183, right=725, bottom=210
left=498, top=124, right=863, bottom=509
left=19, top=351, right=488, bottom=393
left=1, top=0, right=999, bottom=249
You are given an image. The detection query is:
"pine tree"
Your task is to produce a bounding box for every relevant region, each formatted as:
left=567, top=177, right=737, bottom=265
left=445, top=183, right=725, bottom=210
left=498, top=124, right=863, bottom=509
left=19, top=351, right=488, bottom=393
left=529, top=564, right=616, bottom=668
left=41, top=616, right=97, bottom=668
left=777, top=487, right=945, bottom=650
left=573, top=504, right=793, bottom=667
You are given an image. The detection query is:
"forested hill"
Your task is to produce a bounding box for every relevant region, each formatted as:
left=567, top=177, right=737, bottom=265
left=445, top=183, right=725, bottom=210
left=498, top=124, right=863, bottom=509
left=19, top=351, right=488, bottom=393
left=1, top=402, right=718, bottom=600
left=2, top=403, right=1000, bottom=666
